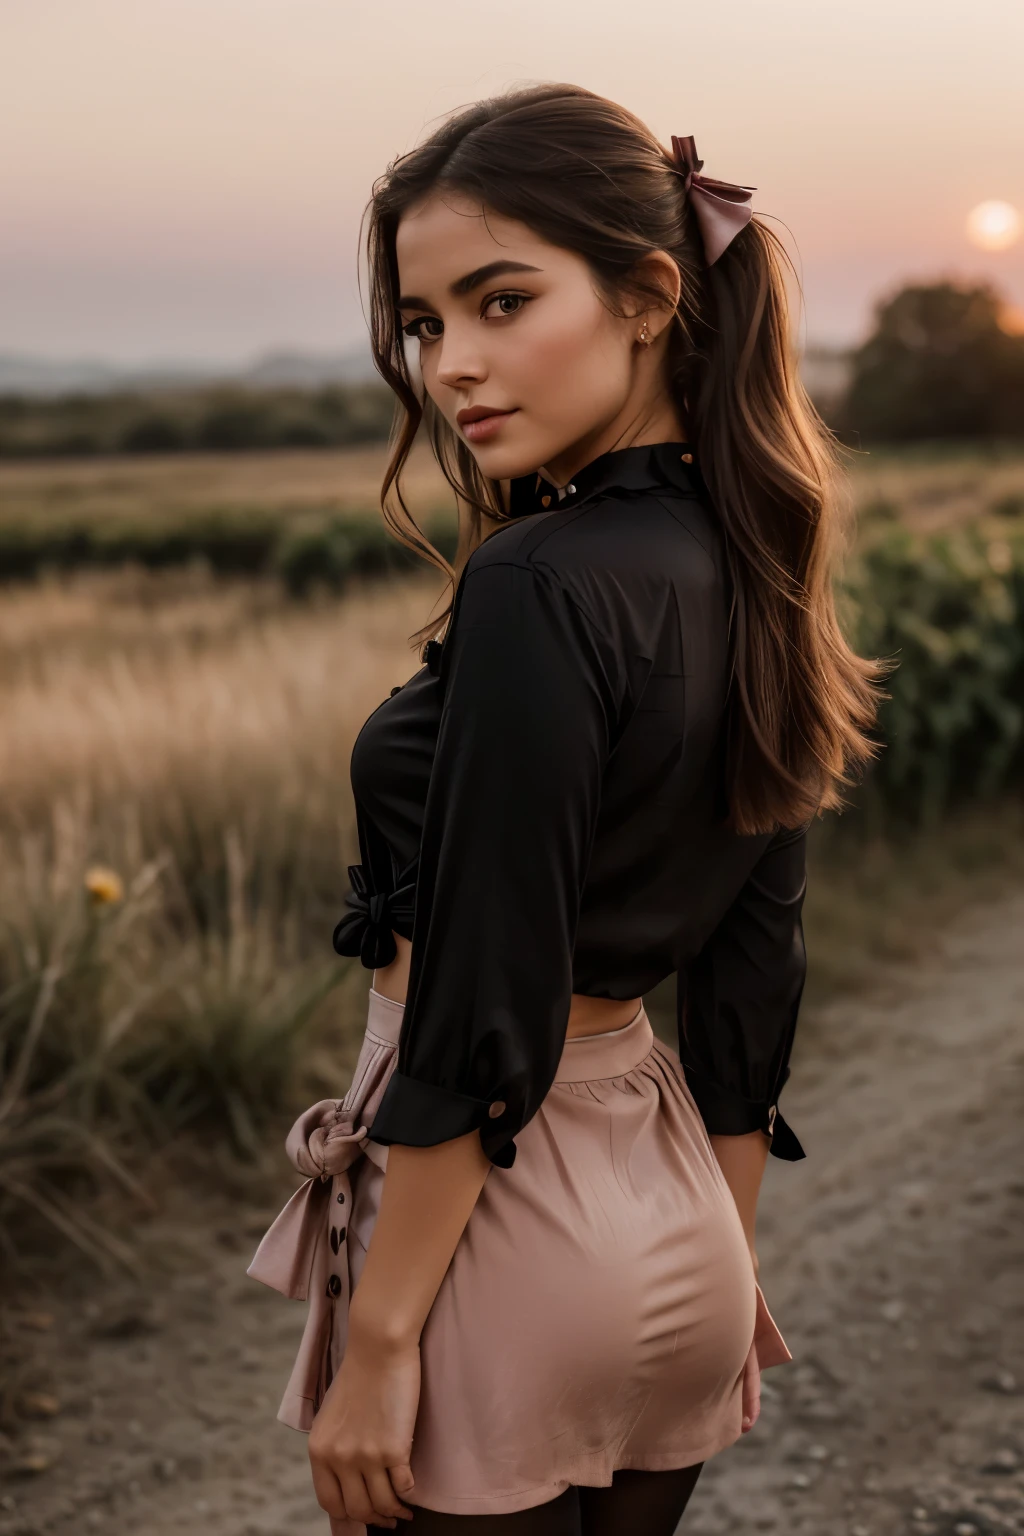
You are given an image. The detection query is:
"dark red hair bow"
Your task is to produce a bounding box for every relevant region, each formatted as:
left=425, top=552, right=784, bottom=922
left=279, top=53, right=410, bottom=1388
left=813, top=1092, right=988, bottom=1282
left=670, top=135, right=755, bottom=264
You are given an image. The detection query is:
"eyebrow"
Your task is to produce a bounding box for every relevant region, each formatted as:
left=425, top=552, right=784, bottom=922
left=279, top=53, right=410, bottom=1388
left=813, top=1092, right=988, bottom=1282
left=397, top=260, right=542, bottom=311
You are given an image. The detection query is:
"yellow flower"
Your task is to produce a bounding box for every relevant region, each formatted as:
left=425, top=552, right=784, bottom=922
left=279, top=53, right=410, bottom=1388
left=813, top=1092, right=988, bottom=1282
left=84, top=866, right=124, bottom=906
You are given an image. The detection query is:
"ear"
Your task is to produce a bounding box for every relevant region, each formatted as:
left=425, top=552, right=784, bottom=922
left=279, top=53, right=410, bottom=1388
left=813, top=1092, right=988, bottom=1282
left=632, top=250, right=682, bottom=339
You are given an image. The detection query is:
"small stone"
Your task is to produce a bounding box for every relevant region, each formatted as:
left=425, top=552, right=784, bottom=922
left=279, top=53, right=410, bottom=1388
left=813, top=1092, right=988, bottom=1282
left=981, top=1447, right=1019, bottom=1474
left=912, top=1510, right=929, bottom=1521
left=791, top=1472, right=811, bottom=1488
left=92, top=1306, right=161, bottom=1341
left=978, top=1369, right=1017, bottom=1395
left=18, top=1392, right=60, bottom=1420
left=953, top=1525, right=978, bottom=1536
left=880, top=1299, right=905, bottom=1324
left=0, top=1496, right=15, bottom=1513
left=194, top=1500, right=211, bottom=1515
left=851, top=1525, right=871, bottom=1535
left=86, top=1513, right=103, bottom=1529
left=807, top=1443, right=829, bottom=1461
left=11, top=1453, right=51, bottom=1476
left=16, top=1312, right=53, bottom=1333
left=153, top=1457, right=178, bottom=1482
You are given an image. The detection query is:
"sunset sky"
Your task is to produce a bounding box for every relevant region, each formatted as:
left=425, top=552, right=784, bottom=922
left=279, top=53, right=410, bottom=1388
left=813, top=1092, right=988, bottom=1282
left=2, top=0, right=1023, bottom=363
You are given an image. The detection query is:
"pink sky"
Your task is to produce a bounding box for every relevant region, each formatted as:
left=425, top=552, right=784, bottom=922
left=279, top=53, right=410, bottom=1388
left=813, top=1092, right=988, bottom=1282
left=2, top=0, right=1022, bottom=362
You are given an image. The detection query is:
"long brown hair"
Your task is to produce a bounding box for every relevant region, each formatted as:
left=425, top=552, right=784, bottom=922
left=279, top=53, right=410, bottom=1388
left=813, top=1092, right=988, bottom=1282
left=365, top=83, right=882, bottom=835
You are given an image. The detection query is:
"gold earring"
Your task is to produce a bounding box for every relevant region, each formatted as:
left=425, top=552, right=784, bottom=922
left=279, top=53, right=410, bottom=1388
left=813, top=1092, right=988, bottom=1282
left=638, top=321, right=651, bottom=346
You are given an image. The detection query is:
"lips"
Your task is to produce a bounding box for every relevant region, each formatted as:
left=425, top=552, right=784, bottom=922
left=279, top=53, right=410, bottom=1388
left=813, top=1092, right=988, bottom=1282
left=456, top=405, right=518, bottom=444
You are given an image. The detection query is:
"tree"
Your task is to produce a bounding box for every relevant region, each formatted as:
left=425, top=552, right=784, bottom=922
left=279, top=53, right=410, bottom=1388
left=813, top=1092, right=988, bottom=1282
left=841, top=281, right=1024, bottom=441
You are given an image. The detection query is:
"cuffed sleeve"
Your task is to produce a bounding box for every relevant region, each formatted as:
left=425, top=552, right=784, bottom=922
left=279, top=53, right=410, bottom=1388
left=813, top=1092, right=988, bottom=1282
left=368, top=557, right=614, bottom=1168
left=678, top=822, right=810, bottom=1161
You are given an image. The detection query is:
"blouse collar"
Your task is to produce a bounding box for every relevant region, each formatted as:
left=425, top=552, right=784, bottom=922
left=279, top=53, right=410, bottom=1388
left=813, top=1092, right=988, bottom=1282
left=506, top=440, right=702, bottom=518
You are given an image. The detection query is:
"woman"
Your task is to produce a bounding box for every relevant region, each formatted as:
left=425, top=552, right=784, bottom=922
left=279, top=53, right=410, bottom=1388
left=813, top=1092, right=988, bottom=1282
left=249, top=84, right=880, bottom=1534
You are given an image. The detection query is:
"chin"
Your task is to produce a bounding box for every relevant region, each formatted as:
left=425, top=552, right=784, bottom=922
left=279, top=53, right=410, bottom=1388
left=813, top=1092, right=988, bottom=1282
left=466, top=438, right=552, bottom=483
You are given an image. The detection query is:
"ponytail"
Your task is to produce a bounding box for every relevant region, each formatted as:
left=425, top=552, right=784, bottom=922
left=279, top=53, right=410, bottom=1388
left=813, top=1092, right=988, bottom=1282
left=683, top=220, right=881, bottom=832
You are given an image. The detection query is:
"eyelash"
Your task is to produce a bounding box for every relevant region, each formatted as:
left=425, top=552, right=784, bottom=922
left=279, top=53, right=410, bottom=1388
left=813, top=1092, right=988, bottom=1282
left=401, top=291, right=531, bottom=343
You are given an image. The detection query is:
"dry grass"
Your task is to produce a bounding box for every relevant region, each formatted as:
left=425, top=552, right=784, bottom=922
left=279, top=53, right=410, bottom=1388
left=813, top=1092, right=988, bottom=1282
left=0, top=572, right=441, bottom=828
left=0, top=442, right=449, bottom=534
left=4, top=440, right=1023, bottom=541
left=0, top=571, right=446, bottom=1260
left=847, top=442, right=1024, bottom=532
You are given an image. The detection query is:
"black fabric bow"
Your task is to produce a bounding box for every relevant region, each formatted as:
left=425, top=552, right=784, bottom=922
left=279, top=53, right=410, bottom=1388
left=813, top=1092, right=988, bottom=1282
left=332, top=863, right=416, bottom=969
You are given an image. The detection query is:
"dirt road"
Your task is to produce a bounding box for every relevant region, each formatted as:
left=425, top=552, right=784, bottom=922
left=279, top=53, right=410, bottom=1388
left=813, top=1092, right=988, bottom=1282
left=3, top=892, right=1023, bottom=1536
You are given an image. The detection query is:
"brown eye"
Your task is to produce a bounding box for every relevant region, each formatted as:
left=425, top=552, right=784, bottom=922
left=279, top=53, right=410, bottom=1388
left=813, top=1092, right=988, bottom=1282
left=483, top=293, right=529, bottom=320
left=402, top=316, right=443, bottom=341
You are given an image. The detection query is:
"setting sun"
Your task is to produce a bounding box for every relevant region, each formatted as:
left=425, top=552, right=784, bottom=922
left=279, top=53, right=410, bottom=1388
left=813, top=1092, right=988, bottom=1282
left=966, top=200, right=1022, bottom=252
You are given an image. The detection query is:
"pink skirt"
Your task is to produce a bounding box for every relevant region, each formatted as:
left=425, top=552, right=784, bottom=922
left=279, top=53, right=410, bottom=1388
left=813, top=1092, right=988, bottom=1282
left=249, top=986, right=792, bottom=1526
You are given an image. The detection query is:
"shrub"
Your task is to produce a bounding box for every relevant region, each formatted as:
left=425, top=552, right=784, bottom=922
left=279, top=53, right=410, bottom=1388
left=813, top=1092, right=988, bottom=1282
left=276, top=516, right=458, bottom=596
left=846, top=524, right=1024, bottom=819
left=0, top=383, right=395, bottom=458
left=118, top=414, right=189, bottom=453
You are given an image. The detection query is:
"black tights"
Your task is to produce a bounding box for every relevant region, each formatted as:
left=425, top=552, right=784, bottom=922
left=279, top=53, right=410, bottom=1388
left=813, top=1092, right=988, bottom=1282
left=369, top=1463, right=703, bottom=1536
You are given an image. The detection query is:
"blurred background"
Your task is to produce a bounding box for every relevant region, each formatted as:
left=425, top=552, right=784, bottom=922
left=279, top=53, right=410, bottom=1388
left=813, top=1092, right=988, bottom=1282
left=1, top=3, right=1022, bottom=1535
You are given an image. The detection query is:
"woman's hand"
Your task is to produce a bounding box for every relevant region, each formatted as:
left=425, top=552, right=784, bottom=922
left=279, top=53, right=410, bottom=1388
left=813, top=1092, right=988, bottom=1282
left=742, top=1244, right=762, bottom=1430
left=306, top=1135, right=491, bottom=1527
left=740, top=1335, right=761, bottom=1433
left=308, top=1330, right=419, bottom=1529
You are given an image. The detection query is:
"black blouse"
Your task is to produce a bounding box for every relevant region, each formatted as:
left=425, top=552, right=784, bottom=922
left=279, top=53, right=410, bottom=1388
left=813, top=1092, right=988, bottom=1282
left=334, top=441, right=809, bottom=1170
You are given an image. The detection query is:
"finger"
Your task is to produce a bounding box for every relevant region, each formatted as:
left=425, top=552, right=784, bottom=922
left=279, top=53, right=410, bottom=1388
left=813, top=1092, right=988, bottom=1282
left=389, top=1462, right=416, bottom=1497
left=340, top=1468, right=384, bottom=1529
left=309, top=1456, right=347, bottom=1519
left=366, top=1464, right=413, bottom=1522
left=741, top=1343, right=761, bottom=1432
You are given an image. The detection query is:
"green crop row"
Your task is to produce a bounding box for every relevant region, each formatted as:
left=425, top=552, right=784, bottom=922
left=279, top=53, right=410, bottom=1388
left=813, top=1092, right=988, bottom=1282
left=845, top=524, right=1024, bottom=821
left=0, top=509, right=459, bottom=590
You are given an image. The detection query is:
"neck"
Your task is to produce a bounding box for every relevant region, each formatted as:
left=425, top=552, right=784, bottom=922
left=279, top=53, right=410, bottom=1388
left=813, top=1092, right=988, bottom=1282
left=541, top=384, right=686, bottom=490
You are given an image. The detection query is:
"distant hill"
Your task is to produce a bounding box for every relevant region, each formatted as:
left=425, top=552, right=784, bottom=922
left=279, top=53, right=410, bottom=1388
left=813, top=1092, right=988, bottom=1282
left=0, top=342, right=852, bottom=420
left=0, top=346, right=377, bottom=397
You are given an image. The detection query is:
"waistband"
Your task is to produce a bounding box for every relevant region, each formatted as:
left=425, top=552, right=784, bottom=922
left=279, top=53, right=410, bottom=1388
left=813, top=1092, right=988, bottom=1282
left=366, top=987, right=654, bottom=1084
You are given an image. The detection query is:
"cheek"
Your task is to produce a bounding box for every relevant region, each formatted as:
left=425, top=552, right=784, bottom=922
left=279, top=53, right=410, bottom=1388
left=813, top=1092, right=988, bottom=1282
left=511, top=301, right=631, bottom=420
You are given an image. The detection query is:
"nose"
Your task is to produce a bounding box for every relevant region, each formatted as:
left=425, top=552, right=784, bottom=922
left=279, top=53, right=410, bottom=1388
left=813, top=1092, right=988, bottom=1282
left=433, top=322, right=487, bottom=391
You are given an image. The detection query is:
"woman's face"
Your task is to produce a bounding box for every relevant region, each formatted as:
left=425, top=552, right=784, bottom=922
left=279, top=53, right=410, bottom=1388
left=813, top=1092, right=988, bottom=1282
left=394, top=192, right=650, bottom=483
